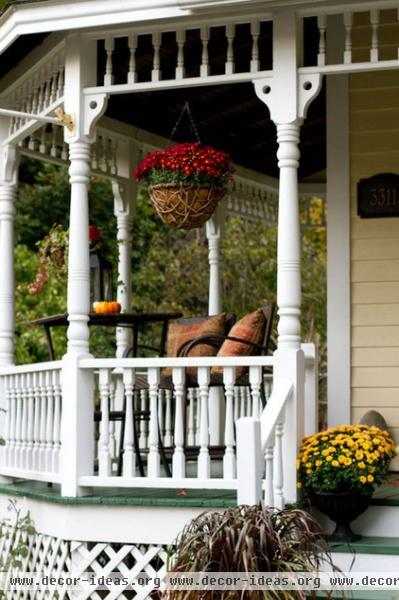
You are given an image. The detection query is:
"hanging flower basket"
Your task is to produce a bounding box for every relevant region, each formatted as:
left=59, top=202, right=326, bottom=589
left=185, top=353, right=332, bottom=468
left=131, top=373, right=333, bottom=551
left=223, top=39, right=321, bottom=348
left=134, top=142, right=234, bottom=230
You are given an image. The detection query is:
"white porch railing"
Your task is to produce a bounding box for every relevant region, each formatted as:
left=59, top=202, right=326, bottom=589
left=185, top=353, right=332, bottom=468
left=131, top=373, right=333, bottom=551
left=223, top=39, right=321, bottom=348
left=0, top=361, right=62, bottom=484
left=78, top=355, right=274, bottom=491
left=0, top=345, right=317, bottom=505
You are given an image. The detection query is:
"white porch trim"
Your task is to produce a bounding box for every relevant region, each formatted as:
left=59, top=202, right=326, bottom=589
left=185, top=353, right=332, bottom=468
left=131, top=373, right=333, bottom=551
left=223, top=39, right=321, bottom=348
left=326, top=16, right=351, bottom=426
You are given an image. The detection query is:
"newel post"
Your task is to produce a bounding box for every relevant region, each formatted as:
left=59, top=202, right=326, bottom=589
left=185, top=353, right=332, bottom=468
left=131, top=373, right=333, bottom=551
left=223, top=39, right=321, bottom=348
left=60, top=34, right=108, bottom=497
left=253, top=11, right=322, bottom=503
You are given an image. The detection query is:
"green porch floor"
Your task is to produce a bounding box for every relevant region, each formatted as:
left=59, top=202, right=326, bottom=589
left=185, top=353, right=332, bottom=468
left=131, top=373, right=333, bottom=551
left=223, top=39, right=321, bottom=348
left=0, top=480, right=237, bottom=508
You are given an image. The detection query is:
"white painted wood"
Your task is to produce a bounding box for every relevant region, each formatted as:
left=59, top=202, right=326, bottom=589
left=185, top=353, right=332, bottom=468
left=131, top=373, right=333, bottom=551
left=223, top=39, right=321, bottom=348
left=326, top=18, right=350, bottom=426
left=32, top=372, right=41, bottom=470
left=273, top=420, right=284, bottom=508
left=45, top=370, right=55, bottom=472
left=273, top=348, right=304, bottom=504
left=122, top=368, right=136, bottom=477
left=176, top=30, right=185, bottom=79
left=250, top=20, right=260, bottom=72
left=64, top=35, right=99, bottom=355
left=128, top=33, right=137, bottom=84
left=52, top=370, right=61, bottom=473
left=0, top=141, right=18, bottom=366
left=187, top=387, right=195, bottom=446
left=223, top=367, right=236, bottom=478
left=99, top=368, right=111, bottom=476
left=60, top=354, right=94, bottom=497
left=20, top=374, right=29, bottom=469
left=249, top=366, right=262, bottom=419
left=275, top=121, right=302, bottom=349
left=370, top=10, right=379, bottom=63
left=301, top=342, right=318, bottom=436
left=206, top=203, right=224, bottom=315
left=139, top=389, right=148, bottom=450
left=197, top=367, right=210, bottom=479
left=343, top=12, right=353, bottom=65
left=236, top=418, right=262, bottom=505
left=172, top=367, right=185, bottom=478
left=66, top=139, right=92, bottom=354
left=152, top=31, right=161, bottom=82
left=264, top=439, right=274, bottom=506
left=25, top=374, right=34, bottom=471
left=104, top=37, right=114, bottom=86
left=147, top=368, right=160, bottom=478
left=317, top=15, right=326, bottom=66
left=80, top=355, right=274, bottom=370
left=200, top=26, right=210, bottom=77
left=164, top=389, right=173, bottom=447
left=225, top=23, right=234, bottom=75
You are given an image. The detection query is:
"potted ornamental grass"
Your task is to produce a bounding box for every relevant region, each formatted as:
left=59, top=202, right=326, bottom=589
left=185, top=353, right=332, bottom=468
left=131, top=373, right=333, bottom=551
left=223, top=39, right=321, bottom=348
left=163, top=503, right=338, bottom=600
left=134, top=142, right=234, bottom=230
left=297, top=424, right=396, bottom=542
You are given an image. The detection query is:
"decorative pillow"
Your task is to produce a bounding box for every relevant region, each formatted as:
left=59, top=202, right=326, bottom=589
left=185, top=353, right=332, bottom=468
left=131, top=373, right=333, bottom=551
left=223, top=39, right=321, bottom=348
left=164, top=313, right=226, bottom=376
left=212, top=309, right=266, bottom=378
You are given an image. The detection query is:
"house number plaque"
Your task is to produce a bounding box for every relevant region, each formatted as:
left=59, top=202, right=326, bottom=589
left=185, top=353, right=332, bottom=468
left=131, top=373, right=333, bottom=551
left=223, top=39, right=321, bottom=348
left=358, top=173, right=399, bottom=218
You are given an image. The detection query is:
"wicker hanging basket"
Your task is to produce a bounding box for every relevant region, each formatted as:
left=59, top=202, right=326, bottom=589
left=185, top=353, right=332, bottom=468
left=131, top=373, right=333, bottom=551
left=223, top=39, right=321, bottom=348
left=149, top=183, right=226, bottom=230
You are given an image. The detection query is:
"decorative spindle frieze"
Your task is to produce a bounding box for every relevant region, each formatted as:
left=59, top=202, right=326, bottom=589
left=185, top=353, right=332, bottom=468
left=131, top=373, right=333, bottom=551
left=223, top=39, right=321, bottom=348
left=152, top=32, right=161, bottom=82
left=370, top=10, right=380, bottom=63
left=317, top=15, right=326, bottom=67
left=176, top=30, right=185, bottom=79
left=3, top=47, right=66, bottom=142
left=250, top=20, right=260, bottom=72
left=200, top=26, right=210, bottom=77
left=128, top=33, right=137, bottom=84
left=343, top=12, right=353, bottom=65
left=225, top=24, right=235, bottom=75
left=104, top=37, right=114, bottom=86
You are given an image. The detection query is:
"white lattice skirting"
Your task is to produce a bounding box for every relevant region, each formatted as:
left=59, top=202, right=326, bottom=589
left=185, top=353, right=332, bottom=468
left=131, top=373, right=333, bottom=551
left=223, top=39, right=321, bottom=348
left=2, top=526, right=168, bottom=600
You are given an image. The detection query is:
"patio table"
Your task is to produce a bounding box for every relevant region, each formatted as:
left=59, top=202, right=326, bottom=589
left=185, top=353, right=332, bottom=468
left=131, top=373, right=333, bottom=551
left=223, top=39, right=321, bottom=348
left=29, top=311, right=183, bottom=360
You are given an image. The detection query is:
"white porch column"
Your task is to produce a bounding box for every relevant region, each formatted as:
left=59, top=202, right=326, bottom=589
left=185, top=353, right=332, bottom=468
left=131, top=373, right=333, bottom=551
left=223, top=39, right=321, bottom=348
left=113, top=181, right=135, bottom=358
left=66, top=140, right=92, bottom=355
left=253, top=11, right=322, bottom=504
left=0, top=144, right=18, bottom=366
left=206, top=202, right=224, bottom=316
left=60, top=34, right=108, bottom=497
left=206, top=203, right=225, bottom=444
left=275, top=121, right=302, bottom=350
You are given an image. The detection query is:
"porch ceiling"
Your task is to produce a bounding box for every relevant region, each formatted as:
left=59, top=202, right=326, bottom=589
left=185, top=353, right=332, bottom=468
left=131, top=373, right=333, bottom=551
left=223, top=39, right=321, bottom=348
left=106, top=83, right=326, bottom=181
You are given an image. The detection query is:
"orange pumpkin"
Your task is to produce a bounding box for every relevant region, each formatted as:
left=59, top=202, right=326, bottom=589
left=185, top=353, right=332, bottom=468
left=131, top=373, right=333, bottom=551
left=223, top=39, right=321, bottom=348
left=93, top=301, right=121, bottom=314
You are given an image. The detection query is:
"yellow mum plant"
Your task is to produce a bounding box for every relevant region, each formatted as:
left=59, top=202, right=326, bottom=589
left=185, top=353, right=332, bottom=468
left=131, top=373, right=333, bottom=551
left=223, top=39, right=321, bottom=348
left=297, top=424, right=396, bottom=495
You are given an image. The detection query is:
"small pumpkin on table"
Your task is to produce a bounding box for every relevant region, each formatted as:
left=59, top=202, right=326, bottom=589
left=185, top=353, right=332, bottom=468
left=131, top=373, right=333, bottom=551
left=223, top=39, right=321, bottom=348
left=93, top=301, right=121, bottom=315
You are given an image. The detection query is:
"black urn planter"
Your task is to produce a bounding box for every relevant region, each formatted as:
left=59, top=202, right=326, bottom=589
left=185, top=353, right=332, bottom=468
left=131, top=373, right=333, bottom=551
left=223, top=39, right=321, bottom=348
left=310, top=492, right=371, bottom=542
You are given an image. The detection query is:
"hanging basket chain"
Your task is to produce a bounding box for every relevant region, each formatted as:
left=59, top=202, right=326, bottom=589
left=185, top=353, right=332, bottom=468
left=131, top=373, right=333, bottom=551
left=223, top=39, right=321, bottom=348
left=169, top=101, right=201, bottom=144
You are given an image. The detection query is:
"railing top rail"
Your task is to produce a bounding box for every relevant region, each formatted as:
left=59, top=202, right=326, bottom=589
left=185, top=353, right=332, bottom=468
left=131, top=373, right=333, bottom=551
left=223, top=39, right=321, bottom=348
left=0, top=360, right=63, bottom=376
left=80, top=355, right=274, bottom=369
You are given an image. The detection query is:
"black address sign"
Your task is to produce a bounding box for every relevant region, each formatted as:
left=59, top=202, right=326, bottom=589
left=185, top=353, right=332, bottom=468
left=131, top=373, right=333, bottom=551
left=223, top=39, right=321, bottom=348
left=358, top=173, right=399, bottom=218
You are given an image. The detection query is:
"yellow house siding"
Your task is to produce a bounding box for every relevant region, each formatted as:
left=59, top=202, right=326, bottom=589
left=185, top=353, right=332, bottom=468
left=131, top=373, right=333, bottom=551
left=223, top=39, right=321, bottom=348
left=350, top=69, right=399, bottom=467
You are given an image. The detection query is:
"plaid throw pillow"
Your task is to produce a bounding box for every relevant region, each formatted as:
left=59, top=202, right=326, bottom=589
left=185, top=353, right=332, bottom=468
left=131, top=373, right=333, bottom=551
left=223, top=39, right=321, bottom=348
left=164, top=313, right=226, bottom=376
left=212, top=309, right=266, bottom=379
